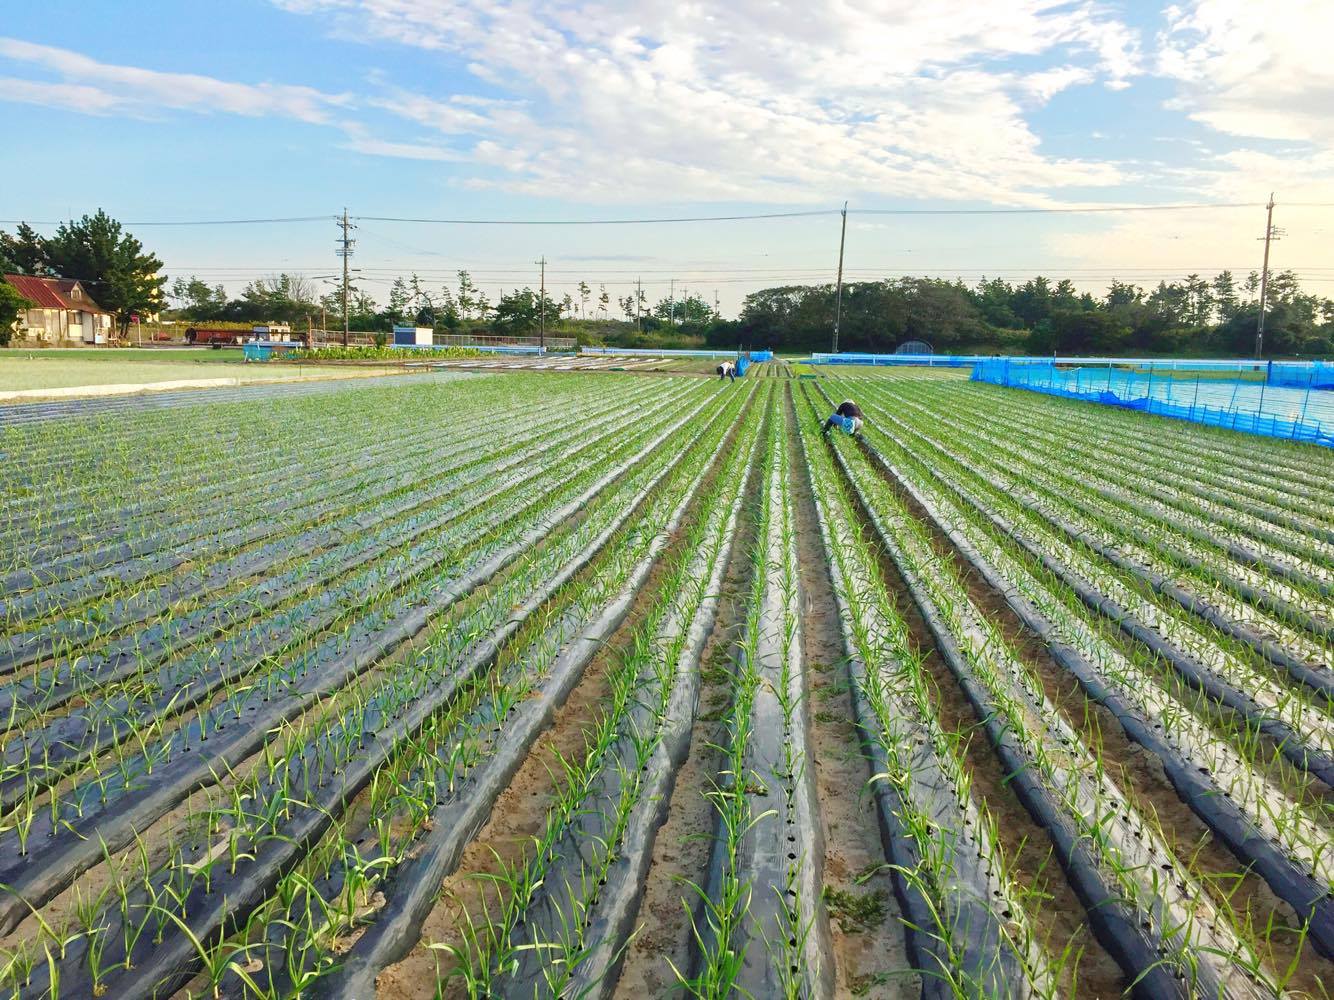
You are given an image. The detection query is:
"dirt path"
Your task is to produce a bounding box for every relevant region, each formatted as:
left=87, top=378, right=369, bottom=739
left=610, top=404, right=768, bottom=998
left=787, top=389, right=920, bottom=999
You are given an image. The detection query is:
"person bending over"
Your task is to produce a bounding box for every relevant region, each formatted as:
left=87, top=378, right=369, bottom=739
left=717, top=361, right=736, bottom=382
left=822, top=399, right=864, bottom=437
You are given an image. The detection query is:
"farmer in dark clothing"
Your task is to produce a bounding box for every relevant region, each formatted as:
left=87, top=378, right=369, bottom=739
left=822, top=399, right=864, bottom=437
left=717, top=361, right=736, bottom=382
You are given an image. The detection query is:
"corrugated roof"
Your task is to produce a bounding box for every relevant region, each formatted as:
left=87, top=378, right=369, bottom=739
left=3, top=274, right=110, bottom=313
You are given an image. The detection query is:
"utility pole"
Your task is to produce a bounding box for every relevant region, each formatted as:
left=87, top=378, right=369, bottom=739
left=1255, top=193, right=1281, bottom=359
left=636, top=277, right=643, bottom=333
left=832, top=200, right=847, bottom=354
left=536, top=256, right=547, bottom=350
left=669, top=278, right=676, bottom=326
left=714, top=289, right=720, bottom=319
left=336, top=208, right=356, bottom=347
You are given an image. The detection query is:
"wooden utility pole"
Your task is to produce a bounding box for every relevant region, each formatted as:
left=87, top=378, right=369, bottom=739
left=1255, top=193, right=1280, bottom=359
left=832, top=201, right=847, bottom=354
left=336, top=208, right=356, bottom=347
left=537, top=256, right=547, bottom=350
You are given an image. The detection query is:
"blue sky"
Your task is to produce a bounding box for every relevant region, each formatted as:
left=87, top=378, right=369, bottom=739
left=2, top=0, right=1331, bottom=315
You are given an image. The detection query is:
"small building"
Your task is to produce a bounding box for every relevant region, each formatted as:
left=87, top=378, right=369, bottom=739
left=252, top=323, right=294, bottom=341
left=4, top=274, right=115, bottom=345
left=392, top=325, right=434, bottom=347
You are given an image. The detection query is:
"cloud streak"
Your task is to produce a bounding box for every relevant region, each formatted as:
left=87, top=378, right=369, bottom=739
left=0, top=37, right=350, bottom=122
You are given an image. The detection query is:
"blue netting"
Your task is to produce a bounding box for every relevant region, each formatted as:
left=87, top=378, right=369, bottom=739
left=971, top=359, right=1334, bottom=448
left=1269, top=361, right=1334, bottom=389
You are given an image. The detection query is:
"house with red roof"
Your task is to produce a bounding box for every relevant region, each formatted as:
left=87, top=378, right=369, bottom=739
left=3, top=274, right=114, bottom=345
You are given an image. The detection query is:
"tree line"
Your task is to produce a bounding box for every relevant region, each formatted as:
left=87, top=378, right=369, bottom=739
left=717, top=273, right=1333, bottom=357
left=6, top=211, right=1330, bottom=357
left=164, top=269, right=720, bottom=337
left=108, top=263, right=1334, bottom=358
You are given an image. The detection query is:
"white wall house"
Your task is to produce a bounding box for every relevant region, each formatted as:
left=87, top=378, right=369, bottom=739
left=4, top=274, right=115, bottom=344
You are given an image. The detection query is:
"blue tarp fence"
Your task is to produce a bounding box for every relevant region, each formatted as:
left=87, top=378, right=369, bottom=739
left=971, top=358, right=1334, bottom=449
left=1269, top=360, right=1334, bottom=389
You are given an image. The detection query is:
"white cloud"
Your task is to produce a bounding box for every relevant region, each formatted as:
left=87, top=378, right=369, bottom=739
left=339, top=126, right=464, bottom=161
left=0, top=77, right=124, bottom=114
left=270, top=0, right=1141, bottom=203
left=0, top=36, right=349, bottom=122
left=1021, top=66, right=1097, bottom=104
left=1157, top=1, right=1334, bottom=147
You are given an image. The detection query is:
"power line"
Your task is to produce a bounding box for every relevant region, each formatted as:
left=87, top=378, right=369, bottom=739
left=356, top=209, right=837, bottom=225
left=0, top=216, right=332, bottom=226
left=161, top=263, right=1334, bottom=276
left=853, top=202, right=1262, bottom=216
left=2, top=201, right=1285, bottom=229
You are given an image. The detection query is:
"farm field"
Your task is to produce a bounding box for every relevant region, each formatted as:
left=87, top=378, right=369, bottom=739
left=0, top=367, right=1331, bottom=999
left=0, top=353, right=401, bottom=395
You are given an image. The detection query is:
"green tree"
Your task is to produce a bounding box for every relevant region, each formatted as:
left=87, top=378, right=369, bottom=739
left=0, top=223, right=51, bottom=275
left=973, top=277, right=1021, bottom=328
left=388, top=277, right=411, bottom=324
left=1183, top=273, right=1213, bottom=327
left=434, top=285, right=460, bottom=331
left=0, top=282, right=32, bottom=346
left=653, top=291, right=713, bottom=325
left=457, top=270, right=475, bottom=320
left=1211, top=271, right=1239, bottom=323
left=1104, top=280, right=1143, bottom=309
left=169, top=276, right=227, bottom=319
left=236, top=273, right=317, bottom=323
left=1011, top=276, right=1053, bottom=327
left=492, top=287, right=558, bottom=334
left=42, top=210, right=166, bottom=336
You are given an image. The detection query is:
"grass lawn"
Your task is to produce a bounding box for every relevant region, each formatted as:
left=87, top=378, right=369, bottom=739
left=10, top=347, right=251, bottom=364
left=0, top=350, right=394, bottom=393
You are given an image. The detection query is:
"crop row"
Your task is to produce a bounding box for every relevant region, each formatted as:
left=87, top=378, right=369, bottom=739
left=811, top=374, right=1332, bottom=994
left=0, top=378, right=752, bottom=997
left=0, top=381, right=717, bottom=840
